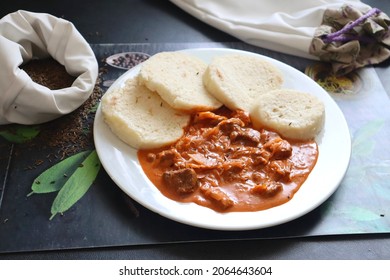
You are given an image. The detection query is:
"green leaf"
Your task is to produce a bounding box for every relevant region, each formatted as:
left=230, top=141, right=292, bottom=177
left=28, top=151, right=91, bottom=196
left=50, top=150, right=101, bottom=220
left=0, top=125, right=40, bottom=143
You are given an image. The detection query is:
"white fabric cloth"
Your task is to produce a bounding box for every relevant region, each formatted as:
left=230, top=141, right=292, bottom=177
left=0, top=10, right=98, bottom=125
left=170, top=0, right=371, bottom=59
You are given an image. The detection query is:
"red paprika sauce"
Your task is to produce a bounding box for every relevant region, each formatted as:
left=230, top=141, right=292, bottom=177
left=138, top=108, right=318, bottom=212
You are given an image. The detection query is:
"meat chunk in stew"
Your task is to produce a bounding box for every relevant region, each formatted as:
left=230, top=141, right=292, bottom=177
left=162, top=168, right=198, bottom=194
left=268, top=160, right=292, bottom=181
left=200, top=185, right=234, bottom=210
left=263, top=137, right=292, bottom=160
left=230, top=127, right=261, bottom=146
left=251, top=181, right=283, bottom=197
left=217, top=118, right=245, bottom=134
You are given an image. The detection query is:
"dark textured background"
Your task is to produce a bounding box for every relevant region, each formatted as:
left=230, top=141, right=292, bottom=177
left=0, top=0, right=389, bottom=259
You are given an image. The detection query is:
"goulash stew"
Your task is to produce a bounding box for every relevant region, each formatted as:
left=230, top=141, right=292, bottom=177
left=138, top=108, right=318, bottom=212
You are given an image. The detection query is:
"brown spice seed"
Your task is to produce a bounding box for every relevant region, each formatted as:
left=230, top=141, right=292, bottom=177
left=22, top=59, right=104, bottom=162
left=21, top=58, right=76, bottom=89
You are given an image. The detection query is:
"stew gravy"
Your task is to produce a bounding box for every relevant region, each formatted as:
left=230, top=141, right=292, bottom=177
left=138, top=108, right=318, bottom=212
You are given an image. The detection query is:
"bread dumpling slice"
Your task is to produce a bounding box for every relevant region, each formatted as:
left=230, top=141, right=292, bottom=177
left=203, top=54, right=283, bottom=112
left=101, top=77, right=190, bottom=149
left=138, top=51, right=222, bottom=112
left=251, top=89, right=325, bottom=140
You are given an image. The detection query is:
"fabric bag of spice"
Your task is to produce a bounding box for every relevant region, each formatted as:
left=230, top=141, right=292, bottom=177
left=0, top=10, right=98, bottom=125
left=170, top=0, right=390, bottom=75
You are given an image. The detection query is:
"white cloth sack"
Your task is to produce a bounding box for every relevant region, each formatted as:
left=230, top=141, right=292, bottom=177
left=0, top=10, right=98, bottom=125
left=170, top=0, right=371, bottom=58
left=170, top=0, right=390, bottom=74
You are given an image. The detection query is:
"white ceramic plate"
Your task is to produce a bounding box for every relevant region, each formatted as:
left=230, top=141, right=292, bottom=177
left=94, top=48, right=351, bottom=231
